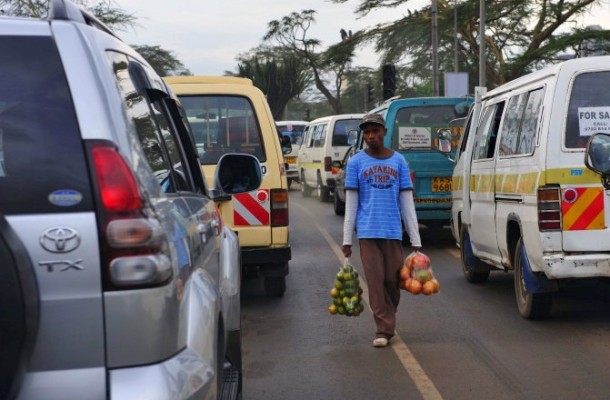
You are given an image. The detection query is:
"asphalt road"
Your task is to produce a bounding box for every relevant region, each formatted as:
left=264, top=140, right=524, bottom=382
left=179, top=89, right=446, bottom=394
left=240, top=187, right=610, bottom=400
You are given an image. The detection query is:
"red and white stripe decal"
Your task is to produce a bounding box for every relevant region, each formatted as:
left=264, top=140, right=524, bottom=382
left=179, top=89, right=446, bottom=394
left=233, top=190, right=270, bottom=226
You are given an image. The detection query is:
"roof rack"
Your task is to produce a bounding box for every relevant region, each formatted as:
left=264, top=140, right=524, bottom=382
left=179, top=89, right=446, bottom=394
left=48, top=0, right=120, bottom=40
left=382, top=95, right=401, bottom=104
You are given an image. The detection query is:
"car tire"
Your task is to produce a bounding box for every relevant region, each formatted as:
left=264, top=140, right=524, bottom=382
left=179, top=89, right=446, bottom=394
left=333, top=191, right=345, bottom=215
left=0, top=215, right=39, bottom=399
left=226, top=329, right=242, bottom=395
left=264, top=276, right=286, bottom=297
left=317, top=175, right=329, bottom=202
left=513, top=237, right=552, bottom=320
left=300, top=172, right=312, bottom=197
left=460, top=225, right=490, bottom=283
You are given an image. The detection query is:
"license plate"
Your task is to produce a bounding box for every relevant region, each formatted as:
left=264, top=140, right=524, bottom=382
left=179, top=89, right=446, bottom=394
left=431, top=177, right=452, bottom=192
left=285, top=156, right=297, bottom=164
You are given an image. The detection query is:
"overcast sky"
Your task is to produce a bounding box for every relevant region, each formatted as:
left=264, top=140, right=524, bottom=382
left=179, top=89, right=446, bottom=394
left=116, top=0, right=609, bottom=76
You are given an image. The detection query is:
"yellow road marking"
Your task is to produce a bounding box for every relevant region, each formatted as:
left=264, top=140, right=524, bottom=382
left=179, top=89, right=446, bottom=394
left=292, top=201, right=444, bottom=400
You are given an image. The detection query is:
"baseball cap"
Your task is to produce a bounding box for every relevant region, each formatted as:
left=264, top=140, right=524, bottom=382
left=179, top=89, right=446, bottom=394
left=359, top=113, right=385, bottom=129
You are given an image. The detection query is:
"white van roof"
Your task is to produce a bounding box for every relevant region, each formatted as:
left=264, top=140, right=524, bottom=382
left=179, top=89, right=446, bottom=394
left=484, top=55, right=610, bottom=100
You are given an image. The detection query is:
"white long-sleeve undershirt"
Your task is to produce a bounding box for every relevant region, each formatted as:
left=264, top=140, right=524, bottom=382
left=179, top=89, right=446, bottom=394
left=342, top=189, right=421, bottom=248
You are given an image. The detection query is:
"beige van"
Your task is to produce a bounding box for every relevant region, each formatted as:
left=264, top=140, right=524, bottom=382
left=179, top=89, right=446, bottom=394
left=276, top=120, right=307, bottom=188
left=165, top=76, right=291, bottom=296
left=451, top=55, right=610, bottom=319
left=297, top=114, right=363, bottom=201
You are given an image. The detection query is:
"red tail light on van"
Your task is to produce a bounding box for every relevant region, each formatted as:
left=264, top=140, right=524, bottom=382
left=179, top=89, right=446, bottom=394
left=538, top=186, right=561, bottom=231
left=324, top=156, right=332, bottom=172
left=271, top=189, right=289, bottom=226
left=89, top=142, right=172, bottom=290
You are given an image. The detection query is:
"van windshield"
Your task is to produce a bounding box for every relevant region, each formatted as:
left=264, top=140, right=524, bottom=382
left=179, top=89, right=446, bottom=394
left=566, top=71, right=610, bottom=149
left=277, top=123, right=306, bottom=145
left=178, top=95, right=266, bottom=164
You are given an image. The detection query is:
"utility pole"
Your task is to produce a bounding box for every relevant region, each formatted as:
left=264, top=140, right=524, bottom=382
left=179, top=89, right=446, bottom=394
left=454, top=0, right=458, bottom=72
left=479, top=0, right=486, bottom=87
left=431, top=0, right=439, bottom=96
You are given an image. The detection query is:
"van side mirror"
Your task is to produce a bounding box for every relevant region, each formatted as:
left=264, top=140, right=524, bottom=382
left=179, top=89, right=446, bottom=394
left=282, top=143, right=292, bottom=155
left=211, top=153, right=262, bottom=200
left=347, top=130, right=359, bottom=146
left=585, top=132, right=610, bottom=189
left=437, top=129, right=453, bottom=153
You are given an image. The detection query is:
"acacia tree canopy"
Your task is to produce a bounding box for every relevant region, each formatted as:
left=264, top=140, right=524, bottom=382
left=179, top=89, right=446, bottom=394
left=332, top=0, right=610, bottom=90
left=264, top=10, right=363, bottom=114
left=234, top=47, right=312, bottom=120
left=0, top=0, right=190, bottom=77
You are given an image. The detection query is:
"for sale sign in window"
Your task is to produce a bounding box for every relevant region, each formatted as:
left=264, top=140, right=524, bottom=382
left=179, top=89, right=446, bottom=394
left=578, top=107, right=610, bottom=136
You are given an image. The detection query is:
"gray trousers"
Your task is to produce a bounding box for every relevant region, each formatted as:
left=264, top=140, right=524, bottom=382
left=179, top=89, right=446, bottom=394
left=359, top=239, right=403, bottom=339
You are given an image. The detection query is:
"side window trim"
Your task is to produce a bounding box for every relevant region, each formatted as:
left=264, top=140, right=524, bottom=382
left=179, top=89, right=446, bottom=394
left=128, top=60, right=195, bottom=193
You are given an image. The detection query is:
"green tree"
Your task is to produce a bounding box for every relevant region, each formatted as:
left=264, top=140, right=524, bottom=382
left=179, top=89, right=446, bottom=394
left=339, top=66, right=377, bottom=113
left=264, top=10, right=362, bottom=114
left=132, top=45, right=191, bottom=77
left=0, top=0, right=136, bottom=30
left=1, top=1, right=192, bottom=77
left=333, top=0, right=610, bottom=90
left=233, top=47, right=312, bottom=121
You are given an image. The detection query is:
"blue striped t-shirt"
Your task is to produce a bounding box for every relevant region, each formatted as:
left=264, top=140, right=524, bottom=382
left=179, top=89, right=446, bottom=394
left=345, top=150, right=413, bottom=240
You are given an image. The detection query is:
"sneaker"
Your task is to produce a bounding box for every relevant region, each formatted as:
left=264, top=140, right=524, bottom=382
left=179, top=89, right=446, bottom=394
left=372, top=337, right=388, bottom=347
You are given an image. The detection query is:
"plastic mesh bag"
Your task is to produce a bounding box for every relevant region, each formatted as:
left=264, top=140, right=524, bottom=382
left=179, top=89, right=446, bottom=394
left=328, top=258, right=364, bottom=316
left=399, top=251, right=440, bottom=295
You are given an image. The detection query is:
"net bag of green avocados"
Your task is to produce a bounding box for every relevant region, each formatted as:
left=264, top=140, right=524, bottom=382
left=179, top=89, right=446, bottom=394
left=328, top=259, right=364, bottom=317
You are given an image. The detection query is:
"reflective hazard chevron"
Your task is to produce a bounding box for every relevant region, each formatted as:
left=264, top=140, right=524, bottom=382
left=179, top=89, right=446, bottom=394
left=233, top=190, right=270, bottom=226
left=561, top=187, right=605, bottom=231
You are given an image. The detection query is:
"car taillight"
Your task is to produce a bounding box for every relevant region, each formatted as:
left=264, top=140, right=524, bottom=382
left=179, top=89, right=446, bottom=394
left=88, top=142, right=171, bottom=290
left=538, top=186, right=561, bottom=231
left=324, top=156, right=332, bottom=172
left=271, top=189, right=289, bottom=226
left=92, top=146, right=141, bottom=211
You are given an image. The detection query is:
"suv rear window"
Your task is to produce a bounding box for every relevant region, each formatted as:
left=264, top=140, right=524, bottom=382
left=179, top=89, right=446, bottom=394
left=0, top=36, right=92, bottom=214
left=178, top=95, right=265, bottom=164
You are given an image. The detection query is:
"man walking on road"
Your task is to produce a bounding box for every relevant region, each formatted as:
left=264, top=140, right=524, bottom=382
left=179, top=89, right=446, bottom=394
left=342, top=113, right=421, bottom=348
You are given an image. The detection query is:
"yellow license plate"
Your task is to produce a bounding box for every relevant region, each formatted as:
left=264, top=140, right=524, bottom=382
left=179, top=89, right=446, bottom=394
left=431, top=177, right=452, bottom=192
left=285, top=156, right=297, bottom=164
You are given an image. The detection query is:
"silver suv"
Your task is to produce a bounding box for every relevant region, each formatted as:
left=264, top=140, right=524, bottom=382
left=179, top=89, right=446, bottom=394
left=0, top=1, right=259, bottom=399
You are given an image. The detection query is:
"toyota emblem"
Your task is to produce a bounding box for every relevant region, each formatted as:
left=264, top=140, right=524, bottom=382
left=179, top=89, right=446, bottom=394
left=40, top=227, right=81, bottom=253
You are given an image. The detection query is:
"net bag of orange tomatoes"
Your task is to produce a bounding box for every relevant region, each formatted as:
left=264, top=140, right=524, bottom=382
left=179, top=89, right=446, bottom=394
left=399, top=251, right=440, bottom=295
left=327, top=259, right=365, bottom=317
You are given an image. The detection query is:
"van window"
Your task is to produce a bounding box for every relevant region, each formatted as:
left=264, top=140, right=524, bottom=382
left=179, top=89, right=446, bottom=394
left=565, top=71, right=610, bottom=148
left=393, top=103, right=471, bottom=150
left=303, top=125, right=313, bottom=148
left=499, top=93, right=528, bottom=156
left=395, top=105, right=466, bottom=126
left=456, top=110, right=474, bottom=163
left=178, top=95, right=265, bottom=164
left=313, top=124, right=327, bottom=147
left=498, top=89, right=544, bottom=157
left=332, top=119, right=362, bottom=146
left=277, top=123, right=306, bottom=145
left=518, top=88, right=544, bottom=154
left=474, top=102, right=505, bottom=160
